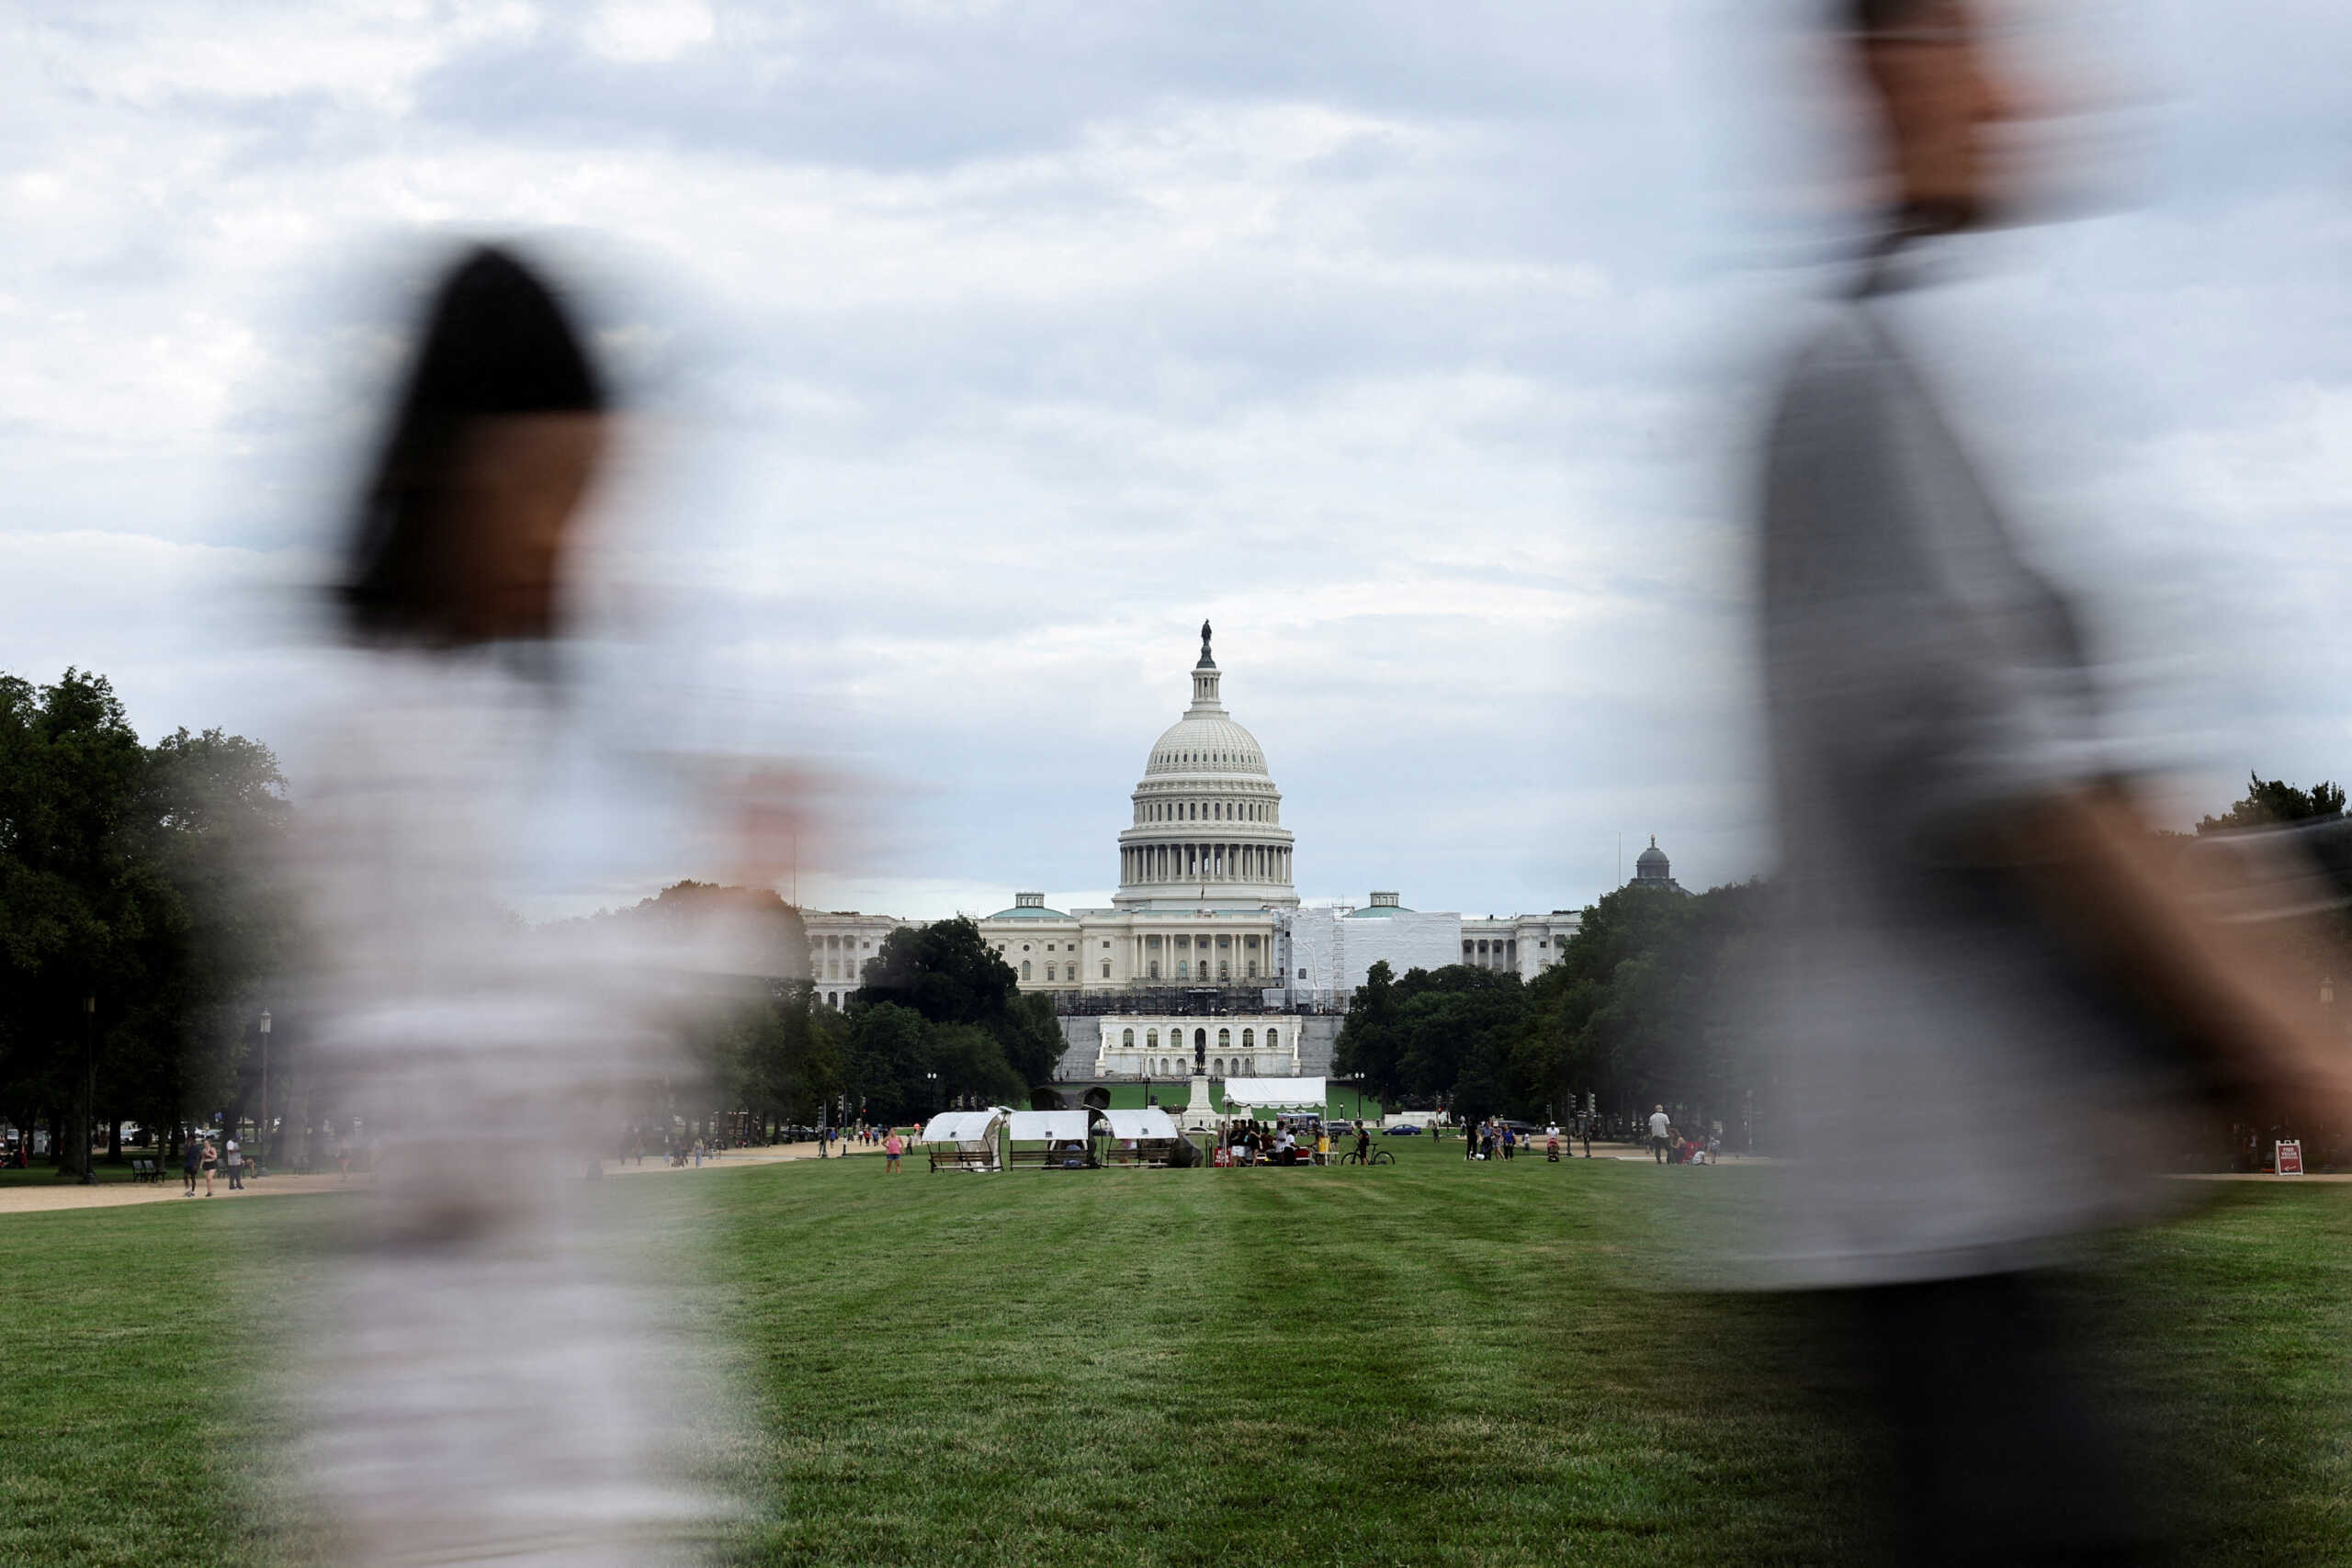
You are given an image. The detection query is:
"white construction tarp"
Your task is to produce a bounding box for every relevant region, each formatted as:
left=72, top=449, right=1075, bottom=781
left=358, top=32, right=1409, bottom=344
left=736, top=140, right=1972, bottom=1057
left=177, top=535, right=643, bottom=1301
left=1219, top=1076, right=1328, bottom=1111
left=922, top=1110, right=1003, bottom=1145
left=1101, top=1107, right=1181, bottom=1142
left=1008, top=1109, right=1091, bottom=1143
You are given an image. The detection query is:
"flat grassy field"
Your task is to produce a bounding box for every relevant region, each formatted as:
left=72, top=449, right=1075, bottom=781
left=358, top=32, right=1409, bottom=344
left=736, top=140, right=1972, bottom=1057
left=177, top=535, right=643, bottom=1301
left=6, top=1144, right=2351, bottom=1566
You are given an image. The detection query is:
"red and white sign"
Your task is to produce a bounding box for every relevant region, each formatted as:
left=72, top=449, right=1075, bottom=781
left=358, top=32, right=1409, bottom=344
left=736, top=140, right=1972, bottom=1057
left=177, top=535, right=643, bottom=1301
left=2277, top=1140, right=2305, bottom=1177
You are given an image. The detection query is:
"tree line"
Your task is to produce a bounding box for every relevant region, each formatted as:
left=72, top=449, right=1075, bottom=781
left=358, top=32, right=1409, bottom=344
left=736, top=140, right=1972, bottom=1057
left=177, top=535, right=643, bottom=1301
left=0, top=661, right=1070, bottom=1177
left=644, top=902, right=1067, bottom=1135
left=0, top=670, right=290, bottom=1175
left=1336, top=773, right=2351, bottom=1143
left=1333, top=878, right=1769, bottom=1135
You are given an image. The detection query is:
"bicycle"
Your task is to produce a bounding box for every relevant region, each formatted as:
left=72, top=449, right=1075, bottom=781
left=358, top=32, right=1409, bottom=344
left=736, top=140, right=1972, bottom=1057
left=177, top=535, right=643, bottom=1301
left=1338, top=1146, right=1395, bottom=1167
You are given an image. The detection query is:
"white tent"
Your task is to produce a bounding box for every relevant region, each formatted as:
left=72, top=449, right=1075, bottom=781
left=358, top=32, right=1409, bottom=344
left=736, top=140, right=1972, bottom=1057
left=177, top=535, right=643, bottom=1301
left=919, top=1107, right=1009, bottom=1171
left=1100, top=1107, right=1181, bottom=1142
left=1098, top=1105, right=1188, bottom=1168
left=1218, top=1076, right=1329, bottom=1113
left=1006, top=1110, right=1091, bottom=1143
left=921, top=1109, right=1006, bottom=1145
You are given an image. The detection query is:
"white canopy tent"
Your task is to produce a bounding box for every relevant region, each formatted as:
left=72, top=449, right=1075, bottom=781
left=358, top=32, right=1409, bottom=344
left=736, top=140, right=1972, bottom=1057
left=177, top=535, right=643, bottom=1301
left=921, top=1109, right=1006, bottom=1144
left=1006, top=1107, right=1095, bottom=1169
left=1217, top=1076, right=1328, bottom=1114
left=1100, top=1108, right=1181, bottom=1142
left=1098, top=1104, right=1188, bottom=1168
left=919, top=1107, right=1009, bottom=1171
left=1006, top=1110, right=1092, bottom=1143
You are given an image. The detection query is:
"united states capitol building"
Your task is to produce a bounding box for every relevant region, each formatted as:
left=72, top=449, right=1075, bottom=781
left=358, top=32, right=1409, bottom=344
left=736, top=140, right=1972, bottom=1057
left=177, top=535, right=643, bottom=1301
left=803, top=625, right=1681, bottom=1089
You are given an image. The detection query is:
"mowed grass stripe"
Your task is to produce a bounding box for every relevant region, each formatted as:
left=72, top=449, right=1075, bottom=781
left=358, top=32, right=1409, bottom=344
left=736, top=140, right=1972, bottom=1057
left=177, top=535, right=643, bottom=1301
left=0, top=1203, right=304, bottom=1568
left=702, top=1145, right=1865, bottom=1566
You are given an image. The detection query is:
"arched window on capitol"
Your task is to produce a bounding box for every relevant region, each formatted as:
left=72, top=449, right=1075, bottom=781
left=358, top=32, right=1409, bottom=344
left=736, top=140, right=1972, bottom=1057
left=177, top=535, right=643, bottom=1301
left=1021, top=961, right=1031, bottom=980
left=1217, top=1028, right=1230, bottom=1048
left=1242, top=1029, right=1254, bottom=1047
left=1213, top=1058, right=1224, bottom=1076
left=1265, top=1028, right=1278, bottom=1049
left=1146, top=1029, right=1159, bottom=1048
left=1122, top=1028, right=1134, bottom=1047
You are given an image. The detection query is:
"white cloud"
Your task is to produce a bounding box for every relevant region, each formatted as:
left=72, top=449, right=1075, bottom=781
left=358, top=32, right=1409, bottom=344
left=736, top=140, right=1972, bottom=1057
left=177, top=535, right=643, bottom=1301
left=3, top=0, right=2347, bottom=916
left=582, top=0, right=716, bottom=64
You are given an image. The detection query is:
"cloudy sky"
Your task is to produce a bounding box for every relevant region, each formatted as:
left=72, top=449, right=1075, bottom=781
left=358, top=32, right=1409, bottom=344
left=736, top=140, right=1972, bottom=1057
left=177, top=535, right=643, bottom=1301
left=5, top=0, right=2348, bottom=920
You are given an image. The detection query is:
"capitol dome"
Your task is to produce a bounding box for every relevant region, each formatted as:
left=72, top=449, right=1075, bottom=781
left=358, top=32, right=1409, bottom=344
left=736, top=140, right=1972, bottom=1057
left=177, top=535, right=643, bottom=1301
left=1113, top=624, right=1297, bottom=912
left=1144, top=715, right=1268, bottom=777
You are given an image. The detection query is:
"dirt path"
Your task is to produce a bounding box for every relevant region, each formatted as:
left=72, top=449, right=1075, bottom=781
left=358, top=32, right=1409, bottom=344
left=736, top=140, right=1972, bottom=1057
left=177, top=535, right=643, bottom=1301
left=0, top=1141, right=888, bottom=1216
left=0, top=1171, right=373, bottom=1215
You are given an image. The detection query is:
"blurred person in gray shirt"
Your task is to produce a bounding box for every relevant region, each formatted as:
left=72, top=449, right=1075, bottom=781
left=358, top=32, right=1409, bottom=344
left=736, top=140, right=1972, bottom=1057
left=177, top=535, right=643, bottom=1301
left=1758, top=1, right=2352, bottom=1560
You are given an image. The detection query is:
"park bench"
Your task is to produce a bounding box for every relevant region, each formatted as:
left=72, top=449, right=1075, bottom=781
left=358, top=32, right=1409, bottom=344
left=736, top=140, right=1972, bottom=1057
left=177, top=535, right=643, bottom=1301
left=928, top=1145, right=993, bottom=1173
left=130, top=1158, right=159, bottom=1184
left=1008, top=1145, right=1093, bottom=1170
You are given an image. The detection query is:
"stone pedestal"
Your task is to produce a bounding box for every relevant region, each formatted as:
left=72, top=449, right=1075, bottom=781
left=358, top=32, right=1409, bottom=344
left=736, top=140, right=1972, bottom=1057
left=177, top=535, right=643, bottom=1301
left=1177, top=1073, right=1222, bottom=1134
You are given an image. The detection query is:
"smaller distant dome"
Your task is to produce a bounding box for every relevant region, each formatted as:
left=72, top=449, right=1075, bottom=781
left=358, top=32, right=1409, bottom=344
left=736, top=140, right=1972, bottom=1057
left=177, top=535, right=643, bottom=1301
left=989, top=892, right=1069, bottom=919
left=1346, top=891, right=1411, bottom=918
left=1630, top=837, right=1685, bottom=893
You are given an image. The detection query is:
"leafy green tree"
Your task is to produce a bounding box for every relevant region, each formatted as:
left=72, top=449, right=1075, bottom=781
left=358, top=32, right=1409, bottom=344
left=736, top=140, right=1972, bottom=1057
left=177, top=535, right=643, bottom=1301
left=2198, top=773, right=2346, bottom=833
left=0, top=672, right=284, bottom=1174
left=1333, top=961, right=1532, bottom=1116
left=711, top=980, right=842, bottom=1134
left=564, top=881, right=820, bottom=1139
left=854, top=917, right=1066, bottom=1089
left=927, top=1021, right=1027, bottom=1111
left=1527, top=878, right=1770, bottom=1126
left=842, top=1000, right=933, bottom=1124
left=1332, top=960, right=1402, bottom=1100
left=132, top=727, right=293, bottom=1157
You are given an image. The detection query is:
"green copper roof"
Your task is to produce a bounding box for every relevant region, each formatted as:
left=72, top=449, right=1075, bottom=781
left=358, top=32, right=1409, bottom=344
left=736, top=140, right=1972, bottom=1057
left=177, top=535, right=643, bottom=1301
left=987, top=904, right=1070, bottom=919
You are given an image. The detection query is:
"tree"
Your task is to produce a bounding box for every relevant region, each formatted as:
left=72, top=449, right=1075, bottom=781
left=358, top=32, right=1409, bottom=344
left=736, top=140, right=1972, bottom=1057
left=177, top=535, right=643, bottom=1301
left=842, top=1001, right=933, bottom=1125
left=1332, top=961, right=1531, bottom=1116
left=132, top=727, right=294, bottom=1158
left=1526, top=878, right=1770, bottom=1127
left=854, top=917, right=1066, bottom=1089
left=2198, top=773, right=2346, bottom=834
left=561, top=881, right=817, bottom=1139
left=1332, top=960, right=1402, bottom=1101
left=0, top=672, right=287, bottom=1175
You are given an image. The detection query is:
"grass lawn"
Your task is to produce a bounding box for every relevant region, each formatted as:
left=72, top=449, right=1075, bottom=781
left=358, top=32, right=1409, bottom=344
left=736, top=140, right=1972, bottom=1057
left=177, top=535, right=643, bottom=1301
left=6, top=1144, right=2352, bottom=1566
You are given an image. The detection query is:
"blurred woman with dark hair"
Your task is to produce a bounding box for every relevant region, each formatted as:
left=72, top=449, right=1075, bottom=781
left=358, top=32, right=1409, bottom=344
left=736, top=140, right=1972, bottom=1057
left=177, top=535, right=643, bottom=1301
left=291, top=243, right=752, bottom=1568
left=343, top=246, right=607, bottom=648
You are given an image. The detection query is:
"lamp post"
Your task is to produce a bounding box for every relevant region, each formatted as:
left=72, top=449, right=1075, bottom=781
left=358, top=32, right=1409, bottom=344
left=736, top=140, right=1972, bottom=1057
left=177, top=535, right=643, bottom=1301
left=79, top=994, right=97, bottom=1185
left=925, top=1071, right=940, bottom=1115
left=257, top=1010, right=272, bottom=1179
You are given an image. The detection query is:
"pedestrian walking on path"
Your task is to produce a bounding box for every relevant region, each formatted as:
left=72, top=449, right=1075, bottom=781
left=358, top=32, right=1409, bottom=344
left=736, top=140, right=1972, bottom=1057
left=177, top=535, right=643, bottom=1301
left=1647, top=1106, right=1671, bottom=1165
left=182, top=1137, right=200, bottom=1195
left=225, top=1138, right=243, bottom=1190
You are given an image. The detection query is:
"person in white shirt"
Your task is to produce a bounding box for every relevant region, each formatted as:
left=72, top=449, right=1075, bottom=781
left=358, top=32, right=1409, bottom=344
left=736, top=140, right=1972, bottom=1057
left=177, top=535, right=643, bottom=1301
left=1646, top=1106, right=1672, bottom=1165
